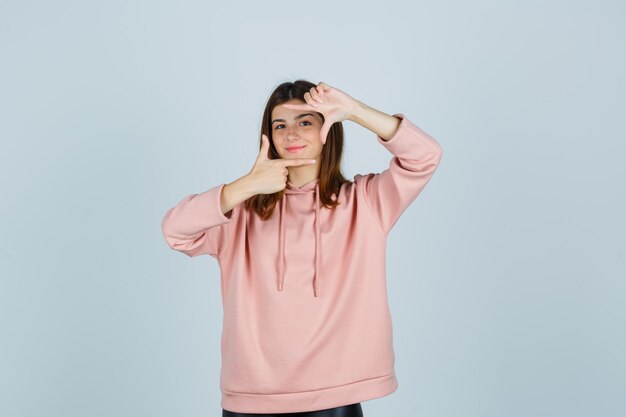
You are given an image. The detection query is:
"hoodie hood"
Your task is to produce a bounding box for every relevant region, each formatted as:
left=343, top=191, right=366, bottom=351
left=277, top=177, right=322, bottom=297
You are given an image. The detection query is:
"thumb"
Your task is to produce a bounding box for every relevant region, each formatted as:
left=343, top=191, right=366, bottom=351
left=320, top=122, right=332, bottom=145
left=257, top=134, right=270, bottom=161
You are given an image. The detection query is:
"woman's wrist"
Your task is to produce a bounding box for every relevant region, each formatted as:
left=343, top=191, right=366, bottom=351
left=347, top=99, right=368, bottom=124
left=221, top=175, right=256, bottom=214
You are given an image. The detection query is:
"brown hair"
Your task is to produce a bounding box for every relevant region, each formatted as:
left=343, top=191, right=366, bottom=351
left=244, top=79, right=352, bottom=220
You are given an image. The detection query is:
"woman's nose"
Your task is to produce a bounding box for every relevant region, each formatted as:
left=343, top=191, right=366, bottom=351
left=286, top=129, right=300, bottom=141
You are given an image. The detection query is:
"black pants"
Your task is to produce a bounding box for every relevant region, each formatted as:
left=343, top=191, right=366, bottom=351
left=222, top=402, right=363, bottom=417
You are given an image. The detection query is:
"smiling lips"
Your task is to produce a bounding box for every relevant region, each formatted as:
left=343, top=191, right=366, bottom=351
left=286, top=145, right=306, bottom=153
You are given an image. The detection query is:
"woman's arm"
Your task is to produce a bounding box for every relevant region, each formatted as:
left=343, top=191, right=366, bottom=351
left=162, top=183, right=239, bottom=258
left=221, top=175, right=257, bottom=216
left=347, top=100, right=402, bottom=142
left=354, top=111, right=444, bottom=234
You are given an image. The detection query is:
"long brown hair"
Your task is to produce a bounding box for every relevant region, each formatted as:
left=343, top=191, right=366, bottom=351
left=244, top=79, right=352, bottom=220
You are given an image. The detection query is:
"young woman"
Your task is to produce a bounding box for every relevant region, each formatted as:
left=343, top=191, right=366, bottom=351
left=161, top=80, right=443, bottom=417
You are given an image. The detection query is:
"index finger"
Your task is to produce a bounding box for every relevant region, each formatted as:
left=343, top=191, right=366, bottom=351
left=280, top=158, right=317, bottom=167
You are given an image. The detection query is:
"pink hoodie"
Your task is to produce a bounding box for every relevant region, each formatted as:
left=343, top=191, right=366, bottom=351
left=161, top=113, right=443, bottom=414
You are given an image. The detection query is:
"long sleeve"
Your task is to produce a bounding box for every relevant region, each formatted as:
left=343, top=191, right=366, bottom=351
left=161, top=183, right=238, bottom=258
left=357, top=113, right=443, bottom=234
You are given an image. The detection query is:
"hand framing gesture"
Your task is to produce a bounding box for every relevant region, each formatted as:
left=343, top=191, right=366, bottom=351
left=247, top=133, right=317, bottom=195
left=281, top=82, right=359, bottom=145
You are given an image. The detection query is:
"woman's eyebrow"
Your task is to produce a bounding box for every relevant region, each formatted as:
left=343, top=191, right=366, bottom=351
left=272, top=113, right=314, bottom=125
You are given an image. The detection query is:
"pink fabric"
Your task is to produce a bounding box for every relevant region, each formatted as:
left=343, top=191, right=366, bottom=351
left=161, top=113, right=443, bottom=414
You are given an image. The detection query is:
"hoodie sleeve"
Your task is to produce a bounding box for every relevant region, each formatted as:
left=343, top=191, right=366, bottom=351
left=356, top=113, right=443, bottom=234
left=161, top=183, right=238, bottom=258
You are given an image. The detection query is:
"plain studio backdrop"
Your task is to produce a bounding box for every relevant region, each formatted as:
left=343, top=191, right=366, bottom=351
left=1, top=1, right=624, bottom=416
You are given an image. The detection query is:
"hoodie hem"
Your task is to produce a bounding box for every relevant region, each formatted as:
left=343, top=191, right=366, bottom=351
left=220, top=372, right=398, bottom=414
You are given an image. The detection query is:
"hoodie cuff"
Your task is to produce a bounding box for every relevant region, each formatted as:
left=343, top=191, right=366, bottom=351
left=204, top=183, right=235, bottom=223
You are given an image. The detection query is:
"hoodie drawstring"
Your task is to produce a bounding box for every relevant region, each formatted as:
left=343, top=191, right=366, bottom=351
left=277, top=180, right=322, bottom=297
left=314, top=182, right=321, bottom=297
left=278, top=198, right=286, bottom=291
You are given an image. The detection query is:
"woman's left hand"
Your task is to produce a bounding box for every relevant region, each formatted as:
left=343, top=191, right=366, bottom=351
left=282, top=82, right=359, bottom=145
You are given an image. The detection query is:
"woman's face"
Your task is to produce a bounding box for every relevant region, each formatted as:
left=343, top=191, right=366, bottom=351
left=270, top=99, right=325, bottom=161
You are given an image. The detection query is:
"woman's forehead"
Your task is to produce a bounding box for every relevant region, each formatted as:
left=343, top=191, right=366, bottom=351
left=272, top=104, right=320, bottom=121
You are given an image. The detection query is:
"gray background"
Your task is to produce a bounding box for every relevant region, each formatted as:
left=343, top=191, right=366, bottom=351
left=1, top=1, right=624, bottom=416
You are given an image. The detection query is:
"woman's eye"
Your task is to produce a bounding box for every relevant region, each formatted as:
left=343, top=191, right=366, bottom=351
left=275, top=121, right=311, bottom=130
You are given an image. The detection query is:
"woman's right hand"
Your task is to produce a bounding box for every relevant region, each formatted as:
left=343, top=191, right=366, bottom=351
left=246, top=134, right=317, bottom=195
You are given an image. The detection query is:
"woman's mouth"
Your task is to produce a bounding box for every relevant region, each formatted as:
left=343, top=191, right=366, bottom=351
left=286, top=145, right=306, bottom=153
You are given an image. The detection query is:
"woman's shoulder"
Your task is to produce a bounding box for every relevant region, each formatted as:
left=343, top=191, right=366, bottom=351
left=334, top=175, right=370, bottom=201
left=336, top=173, right=384, bottom=203
left=347, top=173, right=377, bottom=189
